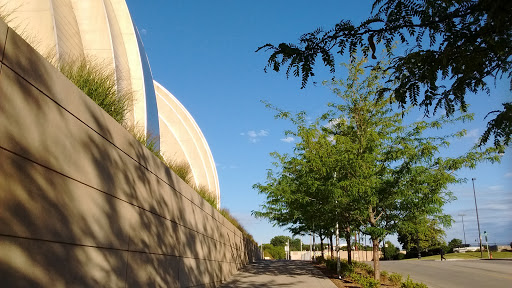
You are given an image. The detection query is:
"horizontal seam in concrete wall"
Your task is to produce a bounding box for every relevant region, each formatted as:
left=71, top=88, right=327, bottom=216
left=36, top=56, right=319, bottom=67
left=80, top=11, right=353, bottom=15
left=0, top=145, right=242, bottom=251
left=1, top=17, right=259, bottom=287
left=0, top=233, right=243, bottom=265
left=1, top=28, right=7, bottom=62
left=188, top=281, right=222, bottom=288
left=0, top=59, right=240, bottom=241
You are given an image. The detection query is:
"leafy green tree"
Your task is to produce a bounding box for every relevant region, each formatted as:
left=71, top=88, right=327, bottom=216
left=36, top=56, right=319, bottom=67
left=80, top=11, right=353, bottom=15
left=382, top=241, right=400, bottom=260
left=397, top=215, right=448, bottom=257
left=270, top=235, right=291, bottom=247
left=255, top=56, right=500, bottom=280
left=448, top=238, right=463, bottom=252
left=253, top=111, right=339, bottom=245
left=258, top=0, right=512, bottom=147
left=290, top=238, right=302, bottom=251
left=262, top=244, right=286, bottom=259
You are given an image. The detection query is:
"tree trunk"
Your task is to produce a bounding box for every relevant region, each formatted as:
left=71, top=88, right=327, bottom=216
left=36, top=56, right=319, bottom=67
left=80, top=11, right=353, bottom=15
left=372, top=237, right=380, bottom=280
left=345, top=231, right=352, bottom=265
left=417, top=238, right=421, bottom=259
left=320, top=236, right=325, bottom=259
left=329, top=235, right=334, bottom=260
left=355, top=232, right=358, bottom=251
left=368, top=205, right=380, bottom=280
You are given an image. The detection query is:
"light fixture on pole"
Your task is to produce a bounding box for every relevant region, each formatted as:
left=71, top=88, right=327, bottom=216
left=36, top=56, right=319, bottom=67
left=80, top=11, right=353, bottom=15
left=336, top=221, right=340, bottom=278
left=334, top=173, right=341, bottom=278
left=472, top=178, right=483, bottom=258
left=310, top=231, right=313, bottom=261
left=458, top=213, right=467, bottom=248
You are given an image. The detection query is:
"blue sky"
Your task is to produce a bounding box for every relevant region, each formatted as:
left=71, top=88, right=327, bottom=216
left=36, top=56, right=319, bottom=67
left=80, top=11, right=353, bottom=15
left=126, top=0, right=511, bottom=248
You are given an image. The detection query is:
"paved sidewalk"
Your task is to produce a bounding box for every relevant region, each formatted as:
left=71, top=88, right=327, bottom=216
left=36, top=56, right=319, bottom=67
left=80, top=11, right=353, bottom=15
left=219, top=260, right=336, bottom=288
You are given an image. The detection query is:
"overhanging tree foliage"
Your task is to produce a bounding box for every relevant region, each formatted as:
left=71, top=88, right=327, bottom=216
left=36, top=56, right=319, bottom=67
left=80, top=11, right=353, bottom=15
left=257, top=0, right=512, bottom=147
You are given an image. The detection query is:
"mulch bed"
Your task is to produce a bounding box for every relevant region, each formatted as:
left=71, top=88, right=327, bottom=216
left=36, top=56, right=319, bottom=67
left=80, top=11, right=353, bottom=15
left=313, top=263, right=396, bottom=288
left=313, top=263, right=360, bottom=288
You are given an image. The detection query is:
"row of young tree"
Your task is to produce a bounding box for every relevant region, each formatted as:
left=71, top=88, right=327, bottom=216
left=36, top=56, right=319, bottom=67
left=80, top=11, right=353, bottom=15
left=263, top=234, right=377, bottom=260
left=253, top=57, right=501, bottom=280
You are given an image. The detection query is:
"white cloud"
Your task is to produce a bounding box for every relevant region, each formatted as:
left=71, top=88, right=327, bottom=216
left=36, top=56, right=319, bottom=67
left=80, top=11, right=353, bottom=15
left=325, top=119, right=340, bottom=129
left=280, top=136, right=294, bottom=143
left=461, top=128, right=480, bottom=144
left=216, top=162, right=238, bottom=169
left=488, top=185, right=504, bottom=191
left=505, top=172, right=512, bottom=178
left=242, top=129, right=269, bottom=143
left=464, top=128, right=479, bottom=138
left=140, top=28, right=147, bottom=35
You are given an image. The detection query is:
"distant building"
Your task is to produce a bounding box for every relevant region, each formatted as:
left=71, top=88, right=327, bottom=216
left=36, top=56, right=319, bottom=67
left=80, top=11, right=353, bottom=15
left=2, top=0, right=220, bottom=206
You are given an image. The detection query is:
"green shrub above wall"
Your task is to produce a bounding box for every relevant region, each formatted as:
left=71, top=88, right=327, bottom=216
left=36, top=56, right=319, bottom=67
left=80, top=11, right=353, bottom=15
left=43, top=32, right=253, bottom=244
left=48, top=54, right=223, bottom=208
left=51, top=56, right=131, bottom=124
left=125, top=125, right=220, bottom=208
left=220, top=208, right=254, bottom=242
left=5, top=12, right=226, bottom=222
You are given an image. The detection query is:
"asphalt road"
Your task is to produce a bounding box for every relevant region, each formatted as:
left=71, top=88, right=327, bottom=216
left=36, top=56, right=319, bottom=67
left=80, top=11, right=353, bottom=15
left=377, top=259, right=512, bottom=288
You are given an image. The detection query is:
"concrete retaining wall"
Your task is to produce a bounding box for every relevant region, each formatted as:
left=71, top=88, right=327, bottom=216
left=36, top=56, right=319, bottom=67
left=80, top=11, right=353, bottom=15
left=0, top=20, right=259, bottom=287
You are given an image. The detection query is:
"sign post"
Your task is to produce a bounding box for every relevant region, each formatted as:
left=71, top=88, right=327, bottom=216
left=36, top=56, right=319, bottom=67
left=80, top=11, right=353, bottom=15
left=285, top=239, right=290, bottom=260
left=484, top=231, right=490, bottom=259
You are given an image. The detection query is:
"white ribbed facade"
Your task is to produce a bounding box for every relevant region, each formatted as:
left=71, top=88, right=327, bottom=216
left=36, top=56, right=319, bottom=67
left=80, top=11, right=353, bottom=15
left=155, top=82, right=220, bottom=206
left=2, top=0, right=220, bottom=206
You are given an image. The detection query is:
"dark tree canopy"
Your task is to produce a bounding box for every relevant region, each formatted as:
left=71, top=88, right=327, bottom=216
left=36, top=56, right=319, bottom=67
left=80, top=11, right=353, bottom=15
left=448, top=238, right=463, bottom=251
left=270, top=235, right=291, bottom=247
left=257, top=0, right=512, bottom=147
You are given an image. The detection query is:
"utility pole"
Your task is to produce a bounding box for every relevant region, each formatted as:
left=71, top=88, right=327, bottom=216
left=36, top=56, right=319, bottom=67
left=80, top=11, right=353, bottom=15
left=334, top=191, right=340, bottom=278
left=472, top=178, right=483, bottom=258
left=287, top=239, right=290, bottom=260
left=310, top=231, right=313, bottom=261
left=336, top=222, right=340, bottom=278
left=365, top=234, right=367, bottom=261
left=313, top=230, right=316, bottom=262
left=458, top=213, right=467, bottom=248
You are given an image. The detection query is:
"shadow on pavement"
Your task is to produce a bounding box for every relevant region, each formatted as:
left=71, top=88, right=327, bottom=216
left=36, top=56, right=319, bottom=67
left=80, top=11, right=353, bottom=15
left=220, top=260, right=335, bottom=288
left=241, top=260, right=325, bottom=278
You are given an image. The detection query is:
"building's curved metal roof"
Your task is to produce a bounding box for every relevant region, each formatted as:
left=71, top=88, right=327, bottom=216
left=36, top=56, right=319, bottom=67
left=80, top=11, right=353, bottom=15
left=2, top=0, right=220, bottom=206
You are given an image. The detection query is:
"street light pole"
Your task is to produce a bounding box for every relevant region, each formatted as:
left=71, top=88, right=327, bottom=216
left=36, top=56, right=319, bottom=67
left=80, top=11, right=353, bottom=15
left=310, top=231, right=313, bottom=261
left=458, top=213, right=467, bottom=248
left=336, top=222, right=340, bottom=278
left=472, top=178, right=483, bottom=258
left=333, top=172, right=340, bottom=277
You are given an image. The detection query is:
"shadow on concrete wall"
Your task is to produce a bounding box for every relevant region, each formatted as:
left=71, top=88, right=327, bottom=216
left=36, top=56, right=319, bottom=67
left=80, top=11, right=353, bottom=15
left=0, top=20, right=259, bottom=287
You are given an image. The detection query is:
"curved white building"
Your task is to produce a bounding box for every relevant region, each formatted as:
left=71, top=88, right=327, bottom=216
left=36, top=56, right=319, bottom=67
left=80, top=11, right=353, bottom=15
left=2, top=0, right=220, bottom=206
left=155, top=82, right=220, bottom=205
